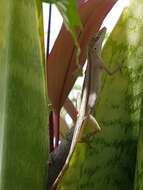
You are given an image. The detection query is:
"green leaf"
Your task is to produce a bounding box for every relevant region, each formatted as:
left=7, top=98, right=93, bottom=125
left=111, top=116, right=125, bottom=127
left=0, top=1, right=48, bottom=189
left=130, top=0, right=143, bottom=189
left=55, top=0, right=82, bottom=46
left=36, top=0, right=46, bottom=66
left=135, top=97, right=143, bottom=190
left=43, top=0, right=81, bottom=48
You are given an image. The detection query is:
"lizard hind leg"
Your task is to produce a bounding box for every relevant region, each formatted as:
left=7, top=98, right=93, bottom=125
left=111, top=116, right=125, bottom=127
left=78, top=114, right=101, bottom=143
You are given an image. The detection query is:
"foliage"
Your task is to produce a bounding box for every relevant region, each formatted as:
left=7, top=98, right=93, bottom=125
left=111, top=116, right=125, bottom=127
left=47, top=0, right=118, bottom=154
left=1, top=0, right=143, bottom=189
left=48, top=0, right=118, bottom=110
left=0, top=1, right=48, bottom=189
left=43, top=0, right=82, bottom=46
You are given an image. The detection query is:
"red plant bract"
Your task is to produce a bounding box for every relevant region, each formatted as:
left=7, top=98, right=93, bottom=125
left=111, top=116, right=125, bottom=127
left=47, top=0, right=118, bottom=111
left=47, top=0, right=118, bottom=149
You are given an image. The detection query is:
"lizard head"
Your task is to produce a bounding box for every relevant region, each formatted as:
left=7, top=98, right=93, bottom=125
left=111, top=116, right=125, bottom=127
left=97, top=27, right=107, bottom=40
left=93, top=27, right=107, bottom=49
left=88, top=27, right=107, bottom=54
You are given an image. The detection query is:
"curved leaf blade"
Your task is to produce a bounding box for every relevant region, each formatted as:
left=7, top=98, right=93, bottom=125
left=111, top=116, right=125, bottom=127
left=0, top=1, right=48, bottom=189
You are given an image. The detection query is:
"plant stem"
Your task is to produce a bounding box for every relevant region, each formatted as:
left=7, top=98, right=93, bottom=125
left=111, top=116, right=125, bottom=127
left=53, top=110, right=60, bottom=148
left=49, top=111, right=54, bottom=152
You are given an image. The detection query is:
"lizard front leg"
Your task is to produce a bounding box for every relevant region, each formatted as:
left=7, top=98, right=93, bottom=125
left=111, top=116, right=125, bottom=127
left=99, top=56, right=123, bottom=75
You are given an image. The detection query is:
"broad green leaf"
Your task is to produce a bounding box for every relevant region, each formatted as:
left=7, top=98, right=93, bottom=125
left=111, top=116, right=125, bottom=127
left=0, top=1, right=48, bottom=190
left=135, top=97, right=143, bottom=190
left=131, top=0, right=143, bottom=189
left=135, top=96, right=143, bottom=190
left=36, top=0, right=46, bottom=66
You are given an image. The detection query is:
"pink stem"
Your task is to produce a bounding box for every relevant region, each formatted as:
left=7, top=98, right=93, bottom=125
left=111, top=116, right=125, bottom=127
left=53, top=110, right=60, bottom=148
left=49, top=111, right=54, bottom=152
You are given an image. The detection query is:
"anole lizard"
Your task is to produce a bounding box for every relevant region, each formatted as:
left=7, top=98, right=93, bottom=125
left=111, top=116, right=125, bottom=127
left=49, top=27, right=122, bottom=189
left=63, top=27, right=108, bottom=160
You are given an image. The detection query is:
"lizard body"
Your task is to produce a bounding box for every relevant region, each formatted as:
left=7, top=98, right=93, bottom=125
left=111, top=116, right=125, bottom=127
left=85, top=27, right=107, bottom=114
left=67, top=28, right=107, bottom=157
